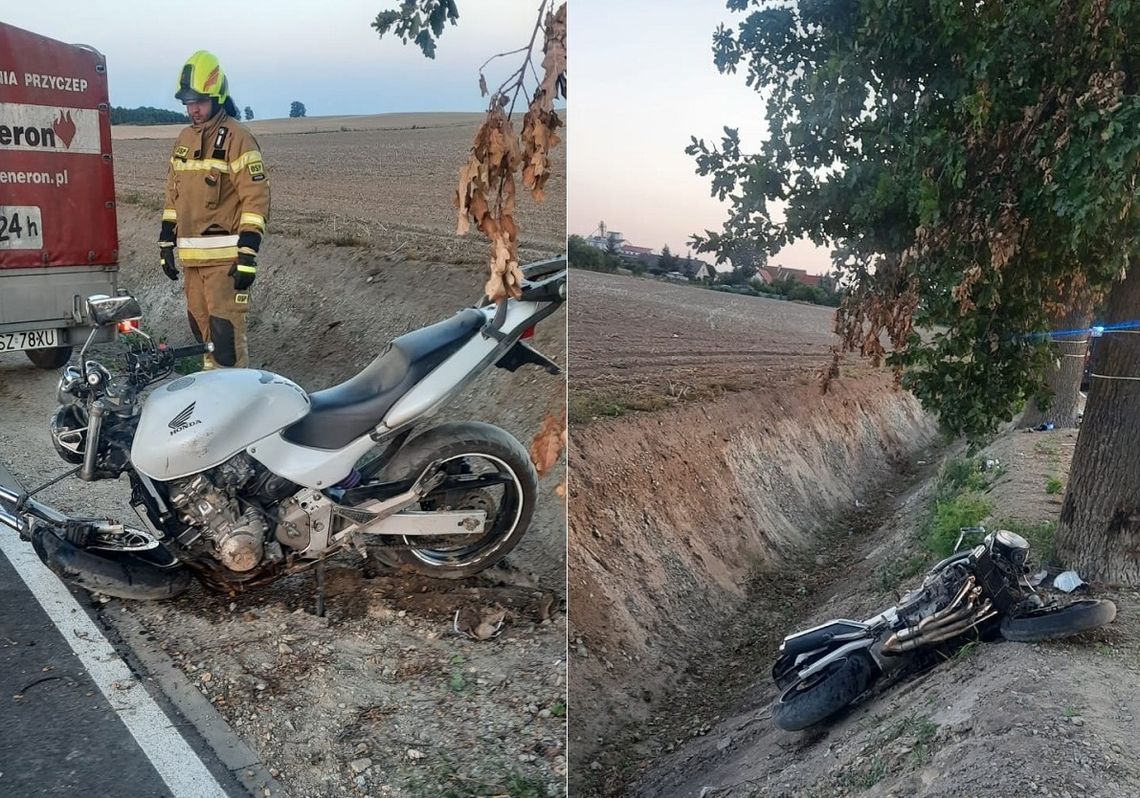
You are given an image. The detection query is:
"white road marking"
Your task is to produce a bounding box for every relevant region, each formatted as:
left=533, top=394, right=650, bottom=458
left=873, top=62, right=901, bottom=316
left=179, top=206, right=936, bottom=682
left=0, top=529, right=231, bottom=798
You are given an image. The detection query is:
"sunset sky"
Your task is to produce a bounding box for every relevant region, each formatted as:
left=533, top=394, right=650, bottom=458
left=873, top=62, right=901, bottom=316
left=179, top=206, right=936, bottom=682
left=568, top=1, right=833, bottom=274
left=3, top=0, right=542, bottom=118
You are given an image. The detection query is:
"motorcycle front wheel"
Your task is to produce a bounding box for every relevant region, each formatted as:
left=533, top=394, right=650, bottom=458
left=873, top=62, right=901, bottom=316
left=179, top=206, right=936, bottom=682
left=773, top=651, right=879, bottom=731
left=370, top=422, right=538, bottom=579
left=1000, top=599, right=1117, bottom=642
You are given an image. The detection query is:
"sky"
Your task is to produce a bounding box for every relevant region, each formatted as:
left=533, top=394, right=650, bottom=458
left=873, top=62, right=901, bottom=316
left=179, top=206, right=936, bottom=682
left=2, top=0, right=547, bottom=119
left=569, top=1, right=832, bottom=274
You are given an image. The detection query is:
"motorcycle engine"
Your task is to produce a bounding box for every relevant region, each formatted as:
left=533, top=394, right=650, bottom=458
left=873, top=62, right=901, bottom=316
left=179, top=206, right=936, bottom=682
left=167, top=454, right=289, bottom=572
left=896, top=564, right=968, bottom=627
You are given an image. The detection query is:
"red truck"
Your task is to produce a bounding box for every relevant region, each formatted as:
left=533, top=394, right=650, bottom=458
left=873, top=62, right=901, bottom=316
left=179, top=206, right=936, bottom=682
left=0, top=22, right=120, bottom=368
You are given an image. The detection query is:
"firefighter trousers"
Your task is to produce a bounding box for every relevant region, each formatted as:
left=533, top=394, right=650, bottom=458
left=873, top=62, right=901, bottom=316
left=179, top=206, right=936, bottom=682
left=183, top=263, right=250, bottom=369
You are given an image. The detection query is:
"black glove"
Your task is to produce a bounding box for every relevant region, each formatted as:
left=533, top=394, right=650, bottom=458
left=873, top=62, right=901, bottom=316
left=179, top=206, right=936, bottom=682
left=160, top=246, right=179, bottom=281
left=230, top=252, right=257, bottom=291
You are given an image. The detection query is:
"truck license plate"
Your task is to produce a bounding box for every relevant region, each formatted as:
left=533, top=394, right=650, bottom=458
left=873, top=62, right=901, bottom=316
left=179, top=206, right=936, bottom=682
left=0, top=206, right=45, bottom=250
left=0, top=328, right=62, bottom=352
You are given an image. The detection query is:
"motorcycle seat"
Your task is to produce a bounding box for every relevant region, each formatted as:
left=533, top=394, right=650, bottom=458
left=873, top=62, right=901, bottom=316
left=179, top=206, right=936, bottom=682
left=281, top=309, right=485, bottom=450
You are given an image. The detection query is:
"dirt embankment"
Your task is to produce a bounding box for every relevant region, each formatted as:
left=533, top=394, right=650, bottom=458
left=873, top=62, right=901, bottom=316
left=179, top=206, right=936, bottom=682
left=622, top=424, right=1140, bottom=798
left=567, top=371, right=939, bottom=793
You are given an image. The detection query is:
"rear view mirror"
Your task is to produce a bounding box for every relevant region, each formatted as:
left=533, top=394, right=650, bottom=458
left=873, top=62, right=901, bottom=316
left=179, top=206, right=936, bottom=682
left=87, top=294, right=142, bottom=326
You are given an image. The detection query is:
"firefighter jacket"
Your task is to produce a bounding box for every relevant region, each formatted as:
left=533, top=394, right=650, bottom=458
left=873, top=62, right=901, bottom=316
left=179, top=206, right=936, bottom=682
left=161, top=110, right=269, bottom=268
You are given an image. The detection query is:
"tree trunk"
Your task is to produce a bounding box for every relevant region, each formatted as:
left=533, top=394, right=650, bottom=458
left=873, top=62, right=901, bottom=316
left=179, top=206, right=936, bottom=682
left=1020, top=304, right=1092, bottom=429
left=1055, top=266, right=1140, bottom=585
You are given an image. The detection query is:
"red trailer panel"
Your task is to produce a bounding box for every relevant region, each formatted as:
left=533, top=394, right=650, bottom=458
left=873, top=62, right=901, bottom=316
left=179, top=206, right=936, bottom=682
left=0, top=22, right=118, bottom=269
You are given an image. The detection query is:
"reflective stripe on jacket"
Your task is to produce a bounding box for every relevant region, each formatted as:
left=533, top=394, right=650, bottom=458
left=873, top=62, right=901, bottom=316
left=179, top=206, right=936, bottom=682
left=162, top=111, right=270, bottom=267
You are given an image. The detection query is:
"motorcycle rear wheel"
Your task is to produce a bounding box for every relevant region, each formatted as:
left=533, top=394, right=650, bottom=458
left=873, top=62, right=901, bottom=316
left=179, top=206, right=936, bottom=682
left=1000, top=598, right=1116, bottom=642
left=773, top=651, right=878, bottom=731
left=369, top=422, right=537, bottom=579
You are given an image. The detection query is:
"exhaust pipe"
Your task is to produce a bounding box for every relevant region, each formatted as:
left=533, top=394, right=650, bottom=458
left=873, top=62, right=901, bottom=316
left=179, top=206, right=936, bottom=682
left=883, top=599, right=996, bottom=654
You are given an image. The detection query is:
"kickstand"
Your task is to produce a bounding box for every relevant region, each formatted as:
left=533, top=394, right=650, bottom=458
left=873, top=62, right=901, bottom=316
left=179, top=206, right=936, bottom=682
left=314, top=561, right=327, bottom=618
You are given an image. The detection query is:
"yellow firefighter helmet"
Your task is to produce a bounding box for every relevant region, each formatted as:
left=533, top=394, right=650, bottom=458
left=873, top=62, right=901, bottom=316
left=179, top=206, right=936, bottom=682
left=175, top=51, right=229, bottom=104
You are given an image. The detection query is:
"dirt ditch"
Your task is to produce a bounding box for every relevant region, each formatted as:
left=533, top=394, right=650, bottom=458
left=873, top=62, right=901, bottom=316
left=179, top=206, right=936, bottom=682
left=567, top=370, right=940, bottom=795
left=569, top=364, right=1140, bottom=797
left=0, top=114, right=567, bottom=798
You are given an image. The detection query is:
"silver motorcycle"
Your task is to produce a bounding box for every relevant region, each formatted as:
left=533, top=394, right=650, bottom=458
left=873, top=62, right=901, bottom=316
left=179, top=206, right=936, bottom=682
left=0, top=258, right=565, bottom=600
left=771, top=527, right=1117, bottom=730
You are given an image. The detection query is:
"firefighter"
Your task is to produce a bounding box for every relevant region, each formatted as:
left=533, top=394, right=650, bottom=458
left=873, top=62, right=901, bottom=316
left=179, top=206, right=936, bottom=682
left=159, top=50, right=269, bottom=369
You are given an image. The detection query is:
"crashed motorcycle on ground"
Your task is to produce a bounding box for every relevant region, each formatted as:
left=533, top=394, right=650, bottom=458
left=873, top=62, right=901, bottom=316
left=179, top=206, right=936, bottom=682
left=772, top=527, right=1116, bottom=731
left=0, top=258, right=566, bottom=601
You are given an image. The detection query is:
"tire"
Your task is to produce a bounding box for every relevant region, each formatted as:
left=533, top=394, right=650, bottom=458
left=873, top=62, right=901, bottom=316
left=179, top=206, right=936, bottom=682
left=773, top=651, right=879, bottom=731
left=26, top=346, right=73, bottom=370
left=369, top=422, right=538, bottom=579
left=31, top=526, right=191, bottom=601
left=1000, top=599, right=1117, bottom=642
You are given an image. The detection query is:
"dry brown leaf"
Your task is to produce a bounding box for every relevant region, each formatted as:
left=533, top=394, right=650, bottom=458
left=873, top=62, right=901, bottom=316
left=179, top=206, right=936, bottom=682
left=456, top=3, right=566, bottom=303
left=530, top=409, right=567, bottom=477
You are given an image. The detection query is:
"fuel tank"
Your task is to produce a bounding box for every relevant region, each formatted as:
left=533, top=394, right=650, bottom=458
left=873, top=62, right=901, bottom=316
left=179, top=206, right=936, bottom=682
left=131, top=369, right=310, bottom=481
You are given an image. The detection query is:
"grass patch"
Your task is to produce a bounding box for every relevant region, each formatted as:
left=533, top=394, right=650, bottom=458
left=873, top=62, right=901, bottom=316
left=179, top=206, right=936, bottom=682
left=550, top=701, right=566, bottom=718
left=923, top=492, right=992, bottom=557
left=909, top=717, right=939, bottom=765
left=941, top=456, right=991, bottom=493
left=950, top=638, right=981, bottom=663
left=568, top=390, right=670, bottom=423
left=1045, top=476, right=1064, bottom=495
left=843, top=755, right=887, bottom=789
left=919, top=456, right=1000, bottom=557
left=994, top=518, right=1057, bottom=566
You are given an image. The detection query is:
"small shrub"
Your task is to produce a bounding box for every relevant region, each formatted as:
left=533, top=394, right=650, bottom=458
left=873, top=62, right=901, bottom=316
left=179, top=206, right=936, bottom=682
left=923, top=492, right=992, bottom=557
left=940, top=456, right=989, bottom=494
left=1045, top=476, right=1064, bottom=495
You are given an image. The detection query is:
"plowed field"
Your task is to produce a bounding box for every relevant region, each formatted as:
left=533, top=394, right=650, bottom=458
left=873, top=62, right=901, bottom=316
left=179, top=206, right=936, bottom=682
left=569, top=270, right=841, bottom=419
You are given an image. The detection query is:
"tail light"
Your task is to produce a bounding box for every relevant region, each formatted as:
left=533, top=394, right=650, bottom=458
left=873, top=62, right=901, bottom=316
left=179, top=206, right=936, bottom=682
left=117, top=318, right=141, bottom=333
left=521, top=325, right=536, bottom=340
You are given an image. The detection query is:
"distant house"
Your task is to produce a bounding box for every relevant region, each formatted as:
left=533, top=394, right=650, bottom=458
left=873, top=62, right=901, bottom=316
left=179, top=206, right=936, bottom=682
left=770, top=265, right=824, bottom=287
left=756, top=268, right=775, bottom=284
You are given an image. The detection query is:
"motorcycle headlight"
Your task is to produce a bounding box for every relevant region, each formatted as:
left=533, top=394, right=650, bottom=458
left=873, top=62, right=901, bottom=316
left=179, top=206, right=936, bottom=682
left=992, top=529, right=1031, bottom=568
